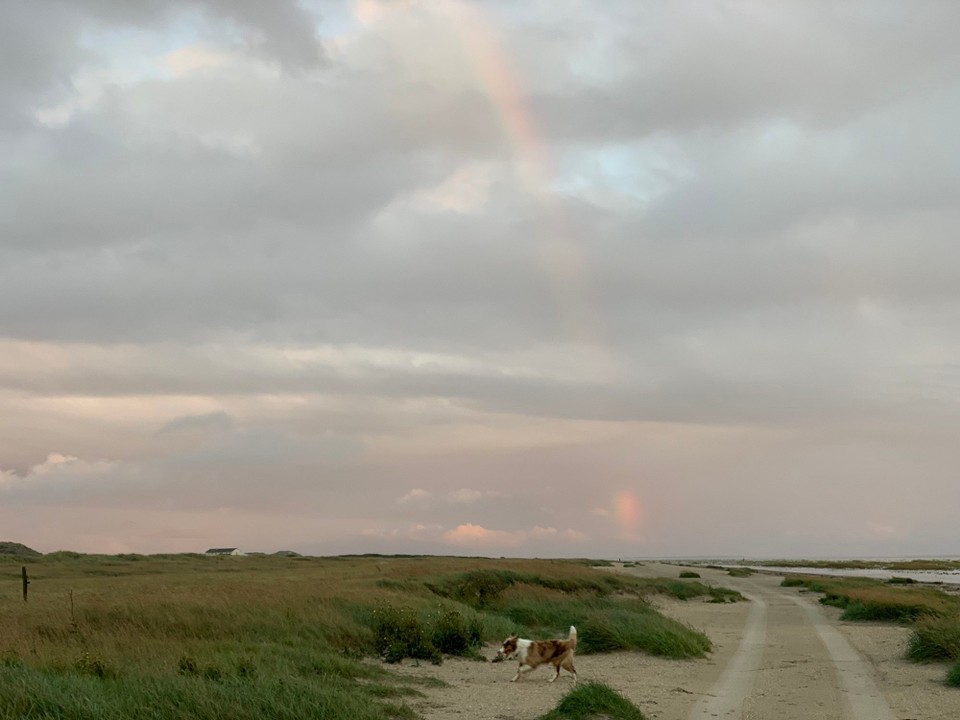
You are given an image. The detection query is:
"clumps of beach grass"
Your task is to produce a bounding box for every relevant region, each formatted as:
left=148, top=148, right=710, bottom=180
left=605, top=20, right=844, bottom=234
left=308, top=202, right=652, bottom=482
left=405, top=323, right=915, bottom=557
left=421, top=567, right=739, bottom=658
left=659, top=580, right=741, bottom=604
left=679, top=571, right=701, bottom=579
left=726, top=567, right=755, bottom=577
left=907, top=618, right=960, bottom=663
left=537, top=681, right=647, bottom=720
left=576, top=605, right=711, bottom=658
left=780, top=576, right=953, bottom=622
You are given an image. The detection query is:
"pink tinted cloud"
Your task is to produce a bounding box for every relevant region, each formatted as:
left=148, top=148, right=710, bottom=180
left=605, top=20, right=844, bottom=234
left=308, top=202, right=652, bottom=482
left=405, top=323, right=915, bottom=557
left=443, top=523, right=525, bottom=548
left=442, top=523, right=586, bottom=549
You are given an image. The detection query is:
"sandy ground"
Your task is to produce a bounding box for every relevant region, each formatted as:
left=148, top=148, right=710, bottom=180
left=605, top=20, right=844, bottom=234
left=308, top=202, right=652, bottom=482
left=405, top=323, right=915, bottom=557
left=387, top=563, right=959, bottom=720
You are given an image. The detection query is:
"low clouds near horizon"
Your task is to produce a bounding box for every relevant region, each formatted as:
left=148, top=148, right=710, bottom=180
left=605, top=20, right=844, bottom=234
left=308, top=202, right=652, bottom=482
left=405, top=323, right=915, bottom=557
left=3, top=0, right=960, bottom=559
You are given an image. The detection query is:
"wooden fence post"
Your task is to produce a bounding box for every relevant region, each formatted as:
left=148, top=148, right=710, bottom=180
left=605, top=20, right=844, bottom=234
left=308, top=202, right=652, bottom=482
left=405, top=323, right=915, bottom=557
left=22, top=566, right=29, bottom=602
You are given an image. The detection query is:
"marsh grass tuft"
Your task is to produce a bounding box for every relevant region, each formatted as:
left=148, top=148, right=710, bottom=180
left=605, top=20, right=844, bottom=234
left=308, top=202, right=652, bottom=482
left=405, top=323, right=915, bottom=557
left=907, top=618, right=960, bottom=662
left=780, top=577, right=806, bottom=587
left=537, top=681, right=647, bottom=720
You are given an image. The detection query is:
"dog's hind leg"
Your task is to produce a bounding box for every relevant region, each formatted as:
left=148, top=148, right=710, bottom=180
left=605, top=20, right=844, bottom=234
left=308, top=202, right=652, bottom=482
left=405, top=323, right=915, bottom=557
left=548, top=663, right=561, bottom=682
left=561, top=655, right=577, bottom=683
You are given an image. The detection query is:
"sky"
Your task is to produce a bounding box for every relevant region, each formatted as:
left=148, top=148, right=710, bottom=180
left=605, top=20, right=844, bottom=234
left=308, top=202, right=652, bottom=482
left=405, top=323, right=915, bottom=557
left=2, top=0, right=960, bottom=559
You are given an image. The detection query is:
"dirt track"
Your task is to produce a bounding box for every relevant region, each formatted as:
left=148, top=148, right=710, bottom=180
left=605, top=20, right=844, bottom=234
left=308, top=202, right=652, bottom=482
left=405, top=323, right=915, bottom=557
left=390, top=563, right=959, bottom=720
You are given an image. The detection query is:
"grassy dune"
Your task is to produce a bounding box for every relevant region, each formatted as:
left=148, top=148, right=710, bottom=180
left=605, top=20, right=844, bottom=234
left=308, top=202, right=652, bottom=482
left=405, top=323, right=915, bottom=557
left=782, top=574, right=960, bottom=686
left=1, top=554, right=730, bottom=718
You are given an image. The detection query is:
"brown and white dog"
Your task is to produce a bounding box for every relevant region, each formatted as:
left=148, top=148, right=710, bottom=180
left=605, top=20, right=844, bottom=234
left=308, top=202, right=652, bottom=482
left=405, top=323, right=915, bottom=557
left=496, top=625, right=578, bottom=683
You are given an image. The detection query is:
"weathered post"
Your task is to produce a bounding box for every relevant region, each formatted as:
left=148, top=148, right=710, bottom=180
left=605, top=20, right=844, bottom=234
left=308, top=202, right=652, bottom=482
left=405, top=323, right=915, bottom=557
left=22, top=566, right=29, bottom=602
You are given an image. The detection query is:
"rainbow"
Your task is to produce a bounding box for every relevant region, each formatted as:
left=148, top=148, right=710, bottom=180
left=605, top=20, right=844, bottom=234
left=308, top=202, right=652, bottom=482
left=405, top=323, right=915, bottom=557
left=354, top=0, right=607, bottom=347
left=615, top=490, right=644, bottom=538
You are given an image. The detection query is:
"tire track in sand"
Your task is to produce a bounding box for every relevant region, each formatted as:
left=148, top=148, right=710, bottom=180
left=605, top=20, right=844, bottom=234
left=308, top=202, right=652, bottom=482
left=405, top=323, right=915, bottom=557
left=688, top=576, right=896, bottom=720
left=786, top=594, right=896, bottom=720
left=687, top=591, right=767, bottom=720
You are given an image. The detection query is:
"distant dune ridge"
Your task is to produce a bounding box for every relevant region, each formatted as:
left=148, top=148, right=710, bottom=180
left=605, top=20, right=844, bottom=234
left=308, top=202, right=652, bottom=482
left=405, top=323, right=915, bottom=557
left=0, top=541, right=41, bottom=556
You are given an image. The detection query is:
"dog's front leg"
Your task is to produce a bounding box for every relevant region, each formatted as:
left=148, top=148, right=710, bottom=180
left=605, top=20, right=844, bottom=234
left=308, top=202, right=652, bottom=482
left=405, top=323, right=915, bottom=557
left=511, top=664, right=532, bottom=681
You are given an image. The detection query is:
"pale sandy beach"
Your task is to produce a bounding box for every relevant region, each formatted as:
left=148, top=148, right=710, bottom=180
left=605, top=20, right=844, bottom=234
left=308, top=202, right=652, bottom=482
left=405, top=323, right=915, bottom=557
left=390, top=563, right=958, bottom=720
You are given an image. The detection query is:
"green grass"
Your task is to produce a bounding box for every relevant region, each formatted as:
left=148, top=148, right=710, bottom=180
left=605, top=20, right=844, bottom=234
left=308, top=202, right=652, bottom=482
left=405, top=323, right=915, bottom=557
left=726, top=567, right=755, bottom=577
left=679, top=571, right=701, bottom=579
left=0, top=553, right=735, bottom=717
left=538, top=682, right=646, bottom=720
left=0, top=664, right=417, bottom=720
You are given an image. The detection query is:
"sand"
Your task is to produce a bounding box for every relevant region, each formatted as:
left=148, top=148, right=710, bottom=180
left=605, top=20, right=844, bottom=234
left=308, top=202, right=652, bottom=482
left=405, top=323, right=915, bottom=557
left=387, top=563, right=959, bottom=720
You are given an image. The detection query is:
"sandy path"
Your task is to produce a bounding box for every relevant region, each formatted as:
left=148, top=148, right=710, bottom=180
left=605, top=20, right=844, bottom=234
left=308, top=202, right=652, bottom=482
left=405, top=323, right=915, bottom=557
left=686, top=590, right=766, bottom=719
left=390, top=563, right=958, bottom=719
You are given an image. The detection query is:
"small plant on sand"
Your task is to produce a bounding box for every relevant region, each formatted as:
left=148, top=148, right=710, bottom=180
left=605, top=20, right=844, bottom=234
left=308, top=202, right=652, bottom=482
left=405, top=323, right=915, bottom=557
left=73, top=651, right=111, bottom=678
left=538, top=681, right=647, bottom=720
left=679, top=571, right=700, bottom=579
left=726, top=567, right=754, bottom=577
left=781, top=577, right=806, bottom=587
left=947, top=659, right=960, bottom=687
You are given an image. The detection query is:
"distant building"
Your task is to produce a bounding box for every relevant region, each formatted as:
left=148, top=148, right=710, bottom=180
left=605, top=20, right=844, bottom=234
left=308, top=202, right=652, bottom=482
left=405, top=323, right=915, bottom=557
left=205, top=547, right=244, bottom=556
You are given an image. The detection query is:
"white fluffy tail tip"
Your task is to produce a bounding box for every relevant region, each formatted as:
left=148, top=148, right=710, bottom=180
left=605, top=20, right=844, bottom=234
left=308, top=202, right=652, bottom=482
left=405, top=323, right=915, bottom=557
left=569, top=625, right=577, bottom=638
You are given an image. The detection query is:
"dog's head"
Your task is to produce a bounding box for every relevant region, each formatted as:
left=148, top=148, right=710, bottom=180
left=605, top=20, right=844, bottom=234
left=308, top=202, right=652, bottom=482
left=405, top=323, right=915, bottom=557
left=494, top=634, right=519, bottom=662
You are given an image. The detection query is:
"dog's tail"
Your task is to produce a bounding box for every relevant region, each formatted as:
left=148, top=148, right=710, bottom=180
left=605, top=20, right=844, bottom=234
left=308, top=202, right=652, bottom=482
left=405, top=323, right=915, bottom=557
left=568, top=625, right=577, bottom=649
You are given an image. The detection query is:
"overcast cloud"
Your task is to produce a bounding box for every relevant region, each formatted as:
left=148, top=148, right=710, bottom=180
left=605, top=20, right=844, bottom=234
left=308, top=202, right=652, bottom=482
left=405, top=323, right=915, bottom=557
left=2, top=0, right=960, bottom=559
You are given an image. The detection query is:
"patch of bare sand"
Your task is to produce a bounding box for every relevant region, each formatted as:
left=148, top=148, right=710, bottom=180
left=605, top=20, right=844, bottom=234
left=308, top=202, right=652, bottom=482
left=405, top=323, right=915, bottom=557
left=837, top=617, right=957, bottom=720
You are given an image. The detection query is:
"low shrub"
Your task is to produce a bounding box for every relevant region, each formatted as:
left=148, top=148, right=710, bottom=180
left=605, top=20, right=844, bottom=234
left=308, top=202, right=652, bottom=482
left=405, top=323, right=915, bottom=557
left=430, top=609, right=482, bottom=656
left=726, top=567, right=755, bottom=577
left=370, top=605, right=441, bottom=665
left=781, top=577, right=807, bottom=587
left=679, top=571, right=700, bottom=579
left=888, top=577, right=917, bottom=585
